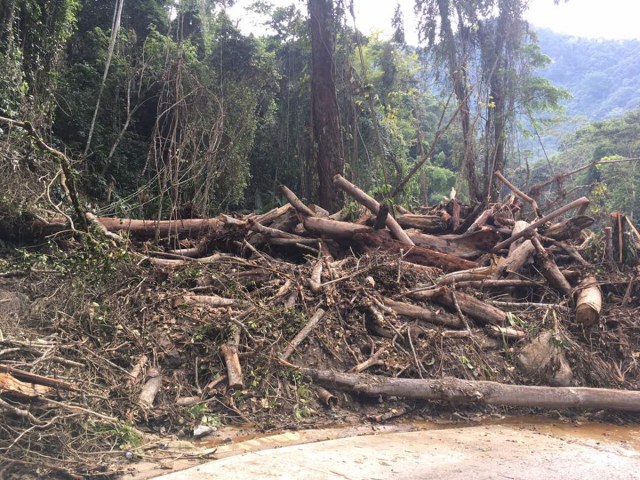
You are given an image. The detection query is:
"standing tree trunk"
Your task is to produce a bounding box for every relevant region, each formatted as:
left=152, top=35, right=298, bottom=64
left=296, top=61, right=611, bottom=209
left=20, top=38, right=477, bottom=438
left=84, top=0, right=125, bottom=157
left=308, top=0, right=344, bottom=212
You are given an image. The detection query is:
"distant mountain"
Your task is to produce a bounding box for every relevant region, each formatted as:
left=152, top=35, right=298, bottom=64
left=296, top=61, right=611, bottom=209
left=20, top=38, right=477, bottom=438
left=535, top=29, right=640, bottom=121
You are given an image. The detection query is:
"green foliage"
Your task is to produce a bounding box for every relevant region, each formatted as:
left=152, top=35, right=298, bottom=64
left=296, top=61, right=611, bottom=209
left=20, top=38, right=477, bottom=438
left=94, top=422, right=143, bottom=450
left=537, top=29, right=640, bottom=121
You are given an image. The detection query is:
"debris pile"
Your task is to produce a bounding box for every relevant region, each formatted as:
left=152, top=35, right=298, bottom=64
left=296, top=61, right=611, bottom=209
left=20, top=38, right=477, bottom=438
left=1, top=172, right=640, bottom=477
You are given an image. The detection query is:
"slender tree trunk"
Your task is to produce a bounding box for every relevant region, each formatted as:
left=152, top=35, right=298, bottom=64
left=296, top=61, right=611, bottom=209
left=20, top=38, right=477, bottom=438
left=436, top=0, right=480, bottom=203
left=308, top=0, right=344, bottom=212
left=84, top=0, right=125, bottom=157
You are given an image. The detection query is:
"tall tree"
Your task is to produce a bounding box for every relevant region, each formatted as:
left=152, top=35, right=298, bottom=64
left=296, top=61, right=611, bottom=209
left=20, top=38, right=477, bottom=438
left=416, top=0, right=484, bottom=202
left=308, top=0, right=344, bottom=211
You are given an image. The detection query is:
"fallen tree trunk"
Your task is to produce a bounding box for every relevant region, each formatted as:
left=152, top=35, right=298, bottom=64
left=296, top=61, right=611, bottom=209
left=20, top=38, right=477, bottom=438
left=396, top=214, right=450, bottom=234
left=333, top=174, right=414, bottom=246
left=407, top=287, right=506, bottom=325
left=495, top=221, right=535, bottom=279
left=304, top=217, right=477, bottom=271
left=531, top=236, right=572, bottom=296
left=384, top=298, right=463, bottom=328
left=409, top=227, right=500, bottom=259
left=279, top=185, right=315, bottom=218
left=301, top=369, right=640, bottom=412
left=492, top=197, right=590, bottom=252
left=357, top=232, right=479, bottom=272
left=544, top=215, right=594, bottom=241
left=47, top=216, right=224, bottom=239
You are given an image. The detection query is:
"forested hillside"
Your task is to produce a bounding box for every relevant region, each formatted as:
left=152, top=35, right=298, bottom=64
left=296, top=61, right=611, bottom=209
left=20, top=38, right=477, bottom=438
left=537, top=29, right=640, bottom=121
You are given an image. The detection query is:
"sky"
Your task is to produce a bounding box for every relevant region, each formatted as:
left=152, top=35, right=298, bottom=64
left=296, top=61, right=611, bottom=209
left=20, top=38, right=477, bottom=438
left=227, top=0, right=640, bottom=43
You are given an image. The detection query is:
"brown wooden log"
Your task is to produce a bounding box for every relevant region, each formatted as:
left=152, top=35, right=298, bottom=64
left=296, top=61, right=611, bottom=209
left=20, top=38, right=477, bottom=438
left=575, top=275, right=602, bottom=326
left=494, top=170, right=542, bottom=217
left=544, top=215, right=594, bottom=241
left=173, top=295, right=244, bottom=308
left=356, top=232, right=478, bottom=272
left=492, top=197, right=590, bottom=252
left=303, top=216, right=372, bottom=239
left=279, top=185, right=315, bottom=218
left=302, top=369, right=640, bottom=412
left=464, top=207, right=494, bottom=234
left=485, top=325, right=527, bottom=340
left=90, top=217, right=224, bottom=238
left=531, top=236, right=572, bottom=296
left=396, top=214, right=450, bottom=233
left=495, top=222, right=536, bottom=279
left=409, top=227, right=500, bottom=259
left=220, top=343, right=244, bottom=390
left=304, top=217, right=478, bottom=272
left=281, top=309, right=327, bottom=360
left=0, top=372, right=51, bottom=398
left=333, top=174, right=414, bottom=246
left=508, top=221, right=530, bottom=255
left=407, top=287, right=506, bottom=325
left=253, top=203, right=293, bottom=226
left=373, top=204, right=389, bottom=230
left=0, top=364, right=77, bottom=392
left=139, top=368, right=162, bottom=408
left=384, top=298, right=463, bottom=328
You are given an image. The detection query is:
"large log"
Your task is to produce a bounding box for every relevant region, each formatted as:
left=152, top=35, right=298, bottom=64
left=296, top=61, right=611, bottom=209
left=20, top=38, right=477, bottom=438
left=303, top=216, right=371, bottom=240
left=492, top=197, right=590, bottom=252
left=409, top=227, right=500, bottom=259
left=396, top=214, right=450, bottom=233
left=333, top=174, right=414, bottom=246
left=44, top=216, right=224, bottom=239
left=575, top=275, right=602, bottom=326
left=302, top=369, right=640, bottom=412
left=356, top=232, right=479, bottom=272
left=494, top=221, right=535, bottom=279
left=407, top=287, right=506, bottom=325
left=304, top=217, right=478, bottom=272
left=544, top=215, right=594, bottom=241
left=384, top=298, right=463, bottom=328
left=531, top=236, right=572, bottom=296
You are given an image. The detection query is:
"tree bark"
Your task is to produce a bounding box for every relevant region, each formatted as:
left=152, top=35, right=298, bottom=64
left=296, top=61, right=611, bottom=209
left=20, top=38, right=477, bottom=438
left=396, top=214, right=450, bottom=233
left=302, top=369, right=640, bottom=412
left=333, top=174, right=414, bottom=245
left=575, top=275, right=602, bottom=326
left=308, top=0, right=344, bottom=212
left=407, top=287, right=506, bottom=325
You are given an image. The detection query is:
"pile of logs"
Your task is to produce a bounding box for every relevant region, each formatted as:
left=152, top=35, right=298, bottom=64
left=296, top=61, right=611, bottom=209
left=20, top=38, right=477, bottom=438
left=26, top=171, right=640, bottom=413
left=71, top=172, right=604, bottom=330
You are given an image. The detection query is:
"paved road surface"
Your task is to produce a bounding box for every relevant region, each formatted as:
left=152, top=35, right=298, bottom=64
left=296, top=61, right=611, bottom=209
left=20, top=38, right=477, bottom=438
left=154, top=424, right=640, bottom=479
